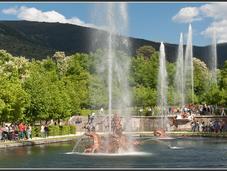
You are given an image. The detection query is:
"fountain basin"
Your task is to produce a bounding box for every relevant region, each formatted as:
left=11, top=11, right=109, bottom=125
left=1, top=136, right=227, bottom=168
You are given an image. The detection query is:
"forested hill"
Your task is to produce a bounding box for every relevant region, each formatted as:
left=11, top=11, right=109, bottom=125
left=0, top=20, right=226, bottom=68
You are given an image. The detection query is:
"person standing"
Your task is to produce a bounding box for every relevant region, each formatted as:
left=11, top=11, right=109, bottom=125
left=18, top=122, right=24, bottom=140
left=26, top=125, right=32, bottom=139
left=44, top=124, right=49, bottom=138
left=40, top=124, right=45, bottom=138
left=23, top=124, right=27, bottom=139
left=0, top=125, right=3, bottom=140
left=191, top=121, right=196, bottom=132
left=221, top=107, right=226, bottom=116
left=100, top=107, right=104, bottom=114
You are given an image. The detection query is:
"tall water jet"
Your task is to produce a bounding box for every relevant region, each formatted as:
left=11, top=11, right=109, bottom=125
left=210, top=30, right=217, bottom=84
left=184, top=24, right=194, bottom=104
left=174, top=33, right=185, bottom=107
left=105, top=3, right=132, bottom=134
left=107, top=5, right=114, bottom=134
left=157, top=42, right=168, bottom=130
left=81, top=2, right=134, bottom=153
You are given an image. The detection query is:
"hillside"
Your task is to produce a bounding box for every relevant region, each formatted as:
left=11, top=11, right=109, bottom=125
left=0, top=20, right=226, bottom=68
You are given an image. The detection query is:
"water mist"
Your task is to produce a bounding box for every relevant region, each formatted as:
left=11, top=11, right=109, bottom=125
left=184, top=24, right=194, bottom=104
left=174, top=33, right=185, bottom=107
left=157, top=42, right=168, bottom=130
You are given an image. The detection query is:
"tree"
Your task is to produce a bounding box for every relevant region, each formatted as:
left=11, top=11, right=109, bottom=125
left=65, top=53, right=90, bottom=108
left=219, top=60, right=227, bottom=106
left=52, top=51, right=66, bottom=61
left=131, top=52, right=159, bottom=88
left=133, top=86, right=157, bottom=107
left=136, top=45, right=156, bottom=59
left=220, top=60, right=227, bottom=90
left=166, top=62, right=176, bottom=87
left=203, top=83, right=222, bottom=105
left=0, top=76, right=30, bottom=123
left=193, top=57, right=210, bottom=103
left=24, top=61, right=52, bottom=122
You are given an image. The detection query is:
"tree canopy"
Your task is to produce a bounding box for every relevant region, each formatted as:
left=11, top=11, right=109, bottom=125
left=0, top=46, right=226, bottom=123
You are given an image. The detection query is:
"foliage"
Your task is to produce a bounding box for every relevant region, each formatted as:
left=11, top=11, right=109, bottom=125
left=0, top=76, right=30, bottom=122
left=0, top=46, right=226, bottom=122
left=133, top=86, right=157, bottom=107
left=136, top=45, right=156, bottom=59
left=203, top=83, right=222, bottom=105
left=32, top=125, right=76, bottom=137
left=193, top=58, right=210, bottom=101
left=131, top=52, right=159, bottom=88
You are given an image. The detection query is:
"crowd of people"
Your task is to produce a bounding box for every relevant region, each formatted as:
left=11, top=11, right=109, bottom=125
left=143, top=104, right=226, bottom=120
left=0, top=122, right=31, bottom=141
left=168, top=103, right=218, bottom=115
left=167, top=104, right=226, bottom=120
left=191, top=119, right=227, bottom=133
left=0, top=122, right=49, bottom=142
left=1, top=105, right=226, bottom=142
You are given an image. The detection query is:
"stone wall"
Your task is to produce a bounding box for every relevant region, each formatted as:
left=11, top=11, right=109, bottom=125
left=71, top=115, right=227, bottom=132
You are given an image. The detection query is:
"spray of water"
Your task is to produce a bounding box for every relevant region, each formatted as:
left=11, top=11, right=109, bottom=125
left=105, top=2, right=132, bottom=133
left=184, top=24, right=194, bottom=104
left=211, top=30, right=217, bottom=84
left=174, top=33, right=185, bottom=107
left=157, top=42, right=168, bottom=130
left=82, top=2, right=134, bottom=153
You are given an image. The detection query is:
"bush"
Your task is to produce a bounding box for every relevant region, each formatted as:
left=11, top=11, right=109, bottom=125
left=48, top=125, right=60, bottom=136
left=48, top=125, right=76, bottom=136
left=60, top=125, right=70, bottom=135
left=31, top=125, right=41, bottom=138
left=70, top=125, right=76, bottom=134
left=31, top=125, right=76, bottom=137
left=80, top=109, right=98, bottom=116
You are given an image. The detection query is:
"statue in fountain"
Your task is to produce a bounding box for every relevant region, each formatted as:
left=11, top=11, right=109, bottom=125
left=109, top=113, right=129, bottom=152
left=83, top=112, right=102, bottom=153
left=154, top=128, right=166, bottom=137
left=84, top=131, right=101, bottom=153
left=83, top=113, right=140, bottom=153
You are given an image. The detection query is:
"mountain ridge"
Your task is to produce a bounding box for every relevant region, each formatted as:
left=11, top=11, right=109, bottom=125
left=0, top=20, right=226, bottom=68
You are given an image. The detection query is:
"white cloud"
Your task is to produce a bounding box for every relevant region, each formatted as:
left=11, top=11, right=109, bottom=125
left=172, top=7, right=202, bottom=23
left=201, top=19, right=227, bottom=43
left=199, top=3, right=227, bottom=43
left=173, top=3, right=227, bottom=43
left=1, top=6, right=95, bottom=28
left=199, top=3, right=227, bottom=20
left=2, top=7, right=18, bottom=15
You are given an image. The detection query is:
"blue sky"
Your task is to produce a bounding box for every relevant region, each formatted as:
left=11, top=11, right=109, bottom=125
left=0, top=2, right=226, bottom=46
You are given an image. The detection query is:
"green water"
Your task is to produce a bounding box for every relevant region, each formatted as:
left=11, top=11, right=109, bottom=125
left=0, top=136, right=227, bottom=168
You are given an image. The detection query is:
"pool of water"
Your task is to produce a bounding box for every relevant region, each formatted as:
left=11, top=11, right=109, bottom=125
left=1, top=136, right=227, bottom=168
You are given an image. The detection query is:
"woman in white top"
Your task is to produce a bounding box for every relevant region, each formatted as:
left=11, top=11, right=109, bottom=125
left=40, top=125, right=45, bottom=138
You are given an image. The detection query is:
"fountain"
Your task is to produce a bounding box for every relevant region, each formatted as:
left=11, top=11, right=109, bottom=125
left=174, top=33, right=185, bottom=107
left=155, top=42, right=169, bottom=137
left=210, top=29, right=217, bottom=84
left=184, top=24, right=194, bottom=104
left=72, top=3, right=137, bottom=154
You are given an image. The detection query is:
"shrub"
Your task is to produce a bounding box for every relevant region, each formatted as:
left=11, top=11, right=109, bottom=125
left=70, top=125, right=76, bottom=134
left=31, top=125, right=76, bottom=137
left=48, top=125, right=60, bottom=136
left=31, top=125, right=41, bottom=138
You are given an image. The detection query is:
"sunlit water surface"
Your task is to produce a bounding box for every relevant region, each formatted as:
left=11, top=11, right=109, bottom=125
left=1, top=137, right=227, bottom=168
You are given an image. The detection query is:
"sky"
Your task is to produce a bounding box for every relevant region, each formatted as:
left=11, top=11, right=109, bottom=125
left=0, top=2, right=226, bottom=46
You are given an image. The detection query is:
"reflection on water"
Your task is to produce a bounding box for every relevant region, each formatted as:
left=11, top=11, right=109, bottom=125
left=66, top=151, right=152, bottom=156
left=0, top=137, right=227, bottom=168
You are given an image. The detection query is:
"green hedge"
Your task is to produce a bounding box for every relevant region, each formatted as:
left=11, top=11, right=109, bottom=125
left=31, top=125, right=76, bottom=137
left=31, top=126, right=41, bottom=138
left=48, top=125, right=76, bottom=136
left=80, top=109, right=97, bottom=116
